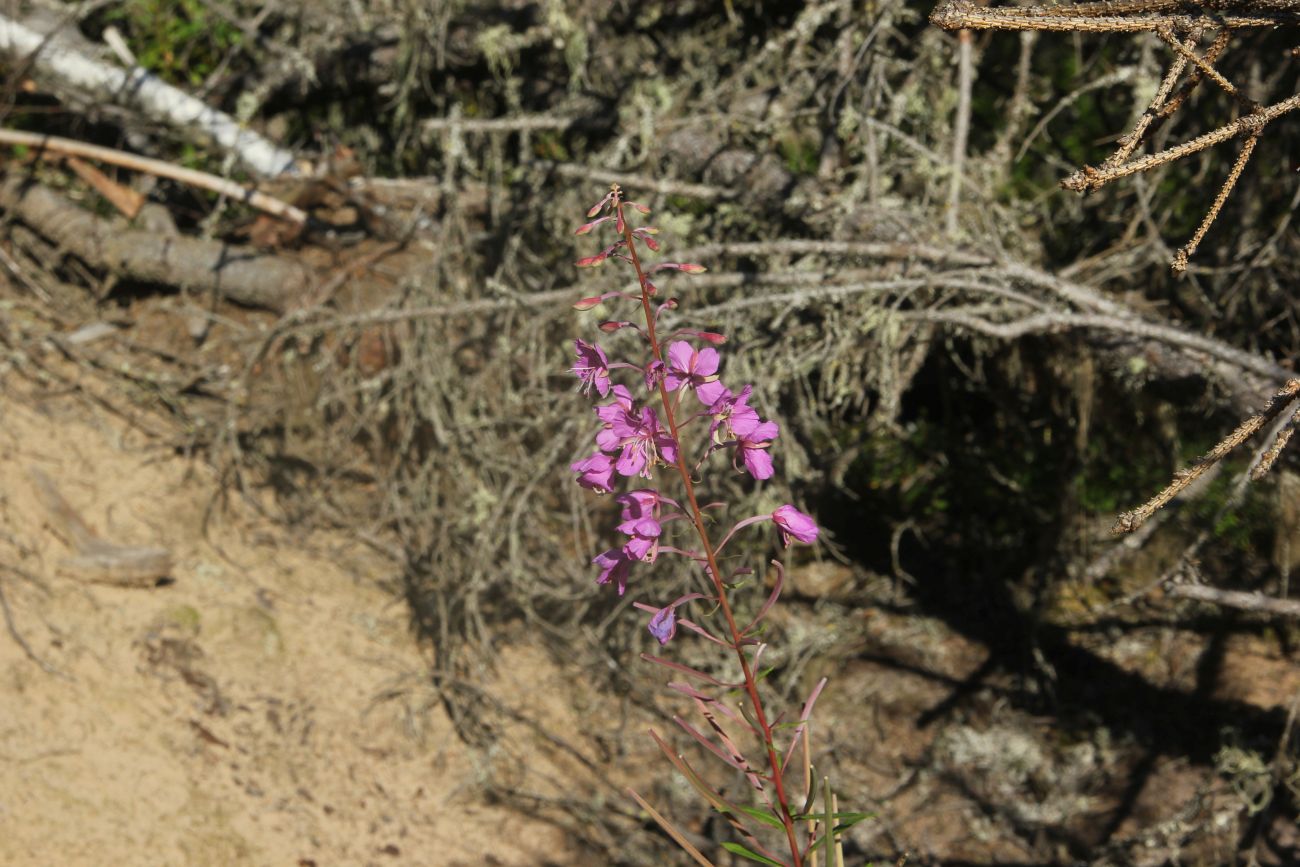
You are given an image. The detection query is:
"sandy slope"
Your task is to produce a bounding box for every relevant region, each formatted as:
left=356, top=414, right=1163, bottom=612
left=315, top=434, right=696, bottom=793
left=0, top=392, right=570, bottom=866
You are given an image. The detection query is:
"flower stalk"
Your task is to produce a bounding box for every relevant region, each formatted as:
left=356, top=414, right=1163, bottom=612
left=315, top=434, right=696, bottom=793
left=568, top=183, right=864, bottom=865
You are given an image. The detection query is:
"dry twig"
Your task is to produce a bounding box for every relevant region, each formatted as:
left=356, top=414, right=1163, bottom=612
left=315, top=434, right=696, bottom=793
left=1113, top=379, right=1300, bottom=533
left=932, top=0, right=1300, bottom=271
left=0, top=130, right=308, bottom=223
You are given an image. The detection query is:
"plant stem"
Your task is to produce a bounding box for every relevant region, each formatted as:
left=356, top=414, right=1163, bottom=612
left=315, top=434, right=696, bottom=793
left=617, top=198, right=805, bottom=867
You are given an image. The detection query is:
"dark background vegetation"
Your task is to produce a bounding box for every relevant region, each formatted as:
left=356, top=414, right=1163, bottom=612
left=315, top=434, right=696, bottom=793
left=2, top=0, right=1299, bottom=863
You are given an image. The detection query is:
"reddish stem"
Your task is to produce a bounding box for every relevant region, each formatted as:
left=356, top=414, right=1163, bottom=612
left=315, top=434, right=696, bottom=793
left=616, top=197, right=805, bottom=867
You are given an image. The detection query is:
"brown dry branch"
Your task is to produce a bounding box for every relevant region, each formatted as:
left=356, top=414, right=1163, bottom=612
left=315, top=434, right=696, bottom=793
left=932, top=0, right=1300, bottom=272
left=0, top=129, right=308, bottom=223
left=1113, top=379, right=1300, bottom=533
left=0, top=176, right=310, bottom=310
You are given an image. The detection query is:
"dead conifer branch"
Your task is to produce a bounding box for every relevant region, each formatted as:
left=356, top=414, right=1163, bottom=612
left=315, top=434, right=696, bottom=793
left=932, top=1, right=1300, bottom=270
left=1062, top=94, right=1299, bottom=193
left=1171, top=130, right=1260, bottom=272
left=1250, top=406, right=1300, bottom=480
left=1102, top=26, right=1223, bottom=170
left=1113, top=379, right=1300, bottom=534
left=931, top=2, right=1300, bottom=33
left=1151, top=24, right=1239, bottom=99
left=1150, top=28, right=1232, bottom=125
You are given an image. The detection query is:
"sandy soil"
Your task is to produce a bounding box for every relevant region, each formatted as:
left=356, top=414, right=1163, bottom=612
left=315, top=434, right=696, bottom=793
left=0, top=390, right=574, bottom=866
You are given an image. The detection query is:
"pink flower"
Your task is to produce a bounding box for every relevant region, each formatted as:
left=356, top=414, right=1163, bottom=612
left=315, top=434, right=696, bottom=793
left=663, top=341, right=724, bottom=403
left=594, top=548, right=634, bottom=595
left=772, top=505, right=819, bottom=546
left=618, top=515, right=662, bottom=561
left=734, top=418, right=779, bottom=480
left=619, top=489, right=663, bottom=521
left=707, top=385, right=759, bottom=440
left=593, top=387, right=678, bottom=478
left=594, top=385, right=638, bottom=453
left=572, top=339, right=611, bottom=397
left=571, top=452, right=616, bottom=493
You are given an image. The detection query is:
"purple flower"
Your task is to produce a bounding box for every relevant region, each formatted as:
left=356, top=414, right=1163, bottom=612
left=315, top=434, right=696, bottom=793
left=616, top=407, right=678, bottom=478
left=707, top=385, right=759, bottom=440
left=618, top=515, right=662, bottom=562
left=647, top=606, right=677, bottom=645
left=594, top=385, right=639, bottom=453
left=618, top=488, right=662, bottom=520
left=773, top=505, right=819, bottom=546
left=594, top=548, right=634, bottom=595
left=734, top=418, right=779, bottom=480
left=594, top=386, right=677, bottom=477
left=572, top=339, right=611, bottom=397
left=571, top=452, right=616, bottom=493
left=664, top=341, right=723, bottom=402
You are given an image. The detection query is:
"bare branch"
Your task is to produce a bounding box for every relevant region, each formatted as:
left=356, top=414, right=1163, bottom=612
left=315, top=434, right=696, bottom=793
left=0, top=13, right=297, bottom=177
left=1165, top=584, right=1300, bottom=618
left=0, top=129, right=307, bottom=223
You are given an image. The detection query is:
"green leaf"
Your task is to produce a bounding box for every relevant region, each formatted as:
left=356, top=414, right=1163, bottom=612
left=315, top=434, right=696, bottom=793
left=736, top=805, right=785, bottom=830
left=720, top=842, right=787, bottom=866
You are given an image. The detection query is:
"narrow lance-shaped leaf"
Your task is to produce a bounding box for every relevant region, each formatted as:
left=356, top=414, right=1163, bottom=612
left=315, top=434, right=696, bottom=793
left=667, top=681, right=759, bottom=735
left=674, top=715, right=750, bottom=774
left=720, top=842, right=789, bottom=867
left=626, top=788, right=717, bottom=867
left=693, top=697, right=768, bottom=793
left=648, top=730, right=786, bottom=863
left=783, top=677, right=829, bottom=771
left=743, top=560, right=785, bottom=636
left=642, top=653, right=740, bottom=687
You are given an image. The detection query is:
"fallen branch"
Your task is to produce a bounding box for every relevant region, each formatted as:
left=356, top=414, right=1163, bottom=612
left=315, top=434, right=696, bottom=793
left=0, top=12, right=297, bottom=178
left=0, top=177, right=310, bottom=310
left=0, top=130, right=307, bottom=223
left=1165, top=583, right=1300, bottom=618
left=29, top=467, right=172, bottom=588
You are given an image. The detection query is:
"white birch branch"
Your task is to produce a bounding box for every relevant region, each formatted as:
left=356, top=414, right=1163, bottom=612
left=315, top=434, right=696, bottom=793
left=0, top=13, right=298, bottom=178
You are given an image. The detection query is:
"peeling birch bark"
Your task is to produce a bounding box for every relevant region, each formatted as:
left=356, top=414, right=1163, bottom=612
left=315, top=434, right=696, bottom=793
left=0, top=13, right=298, bottom=178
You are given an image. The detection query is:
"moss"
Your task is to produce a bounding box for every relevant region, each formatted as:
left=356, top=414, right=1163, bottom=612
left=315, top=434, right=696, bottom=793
left=777, top=129, right=819, bottom=176
left=107, top=0, right=243, bottom=88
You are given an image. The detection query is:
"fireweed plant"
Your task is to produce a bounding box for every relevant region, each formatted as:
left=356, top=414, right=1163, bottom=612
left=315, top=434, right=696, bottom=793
left=568, top=184, right=867, bottom=867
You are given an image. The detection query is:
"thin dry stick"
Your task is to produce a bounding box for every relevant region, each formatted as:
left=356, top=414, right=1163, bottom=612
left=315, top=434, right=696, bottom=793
left=946, top=28, right=973, bottom=238
left=1171, top=130, right=1259, bottom=271
left=1113, top=378, right=1300, bottom=534
left=422, top=114, right=576, bottom=134
left=1251, top=404, right=1300, bottom=480
left=626, top=788, right=716, bottom=867
left=0, top=129, right=307, bottom=223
